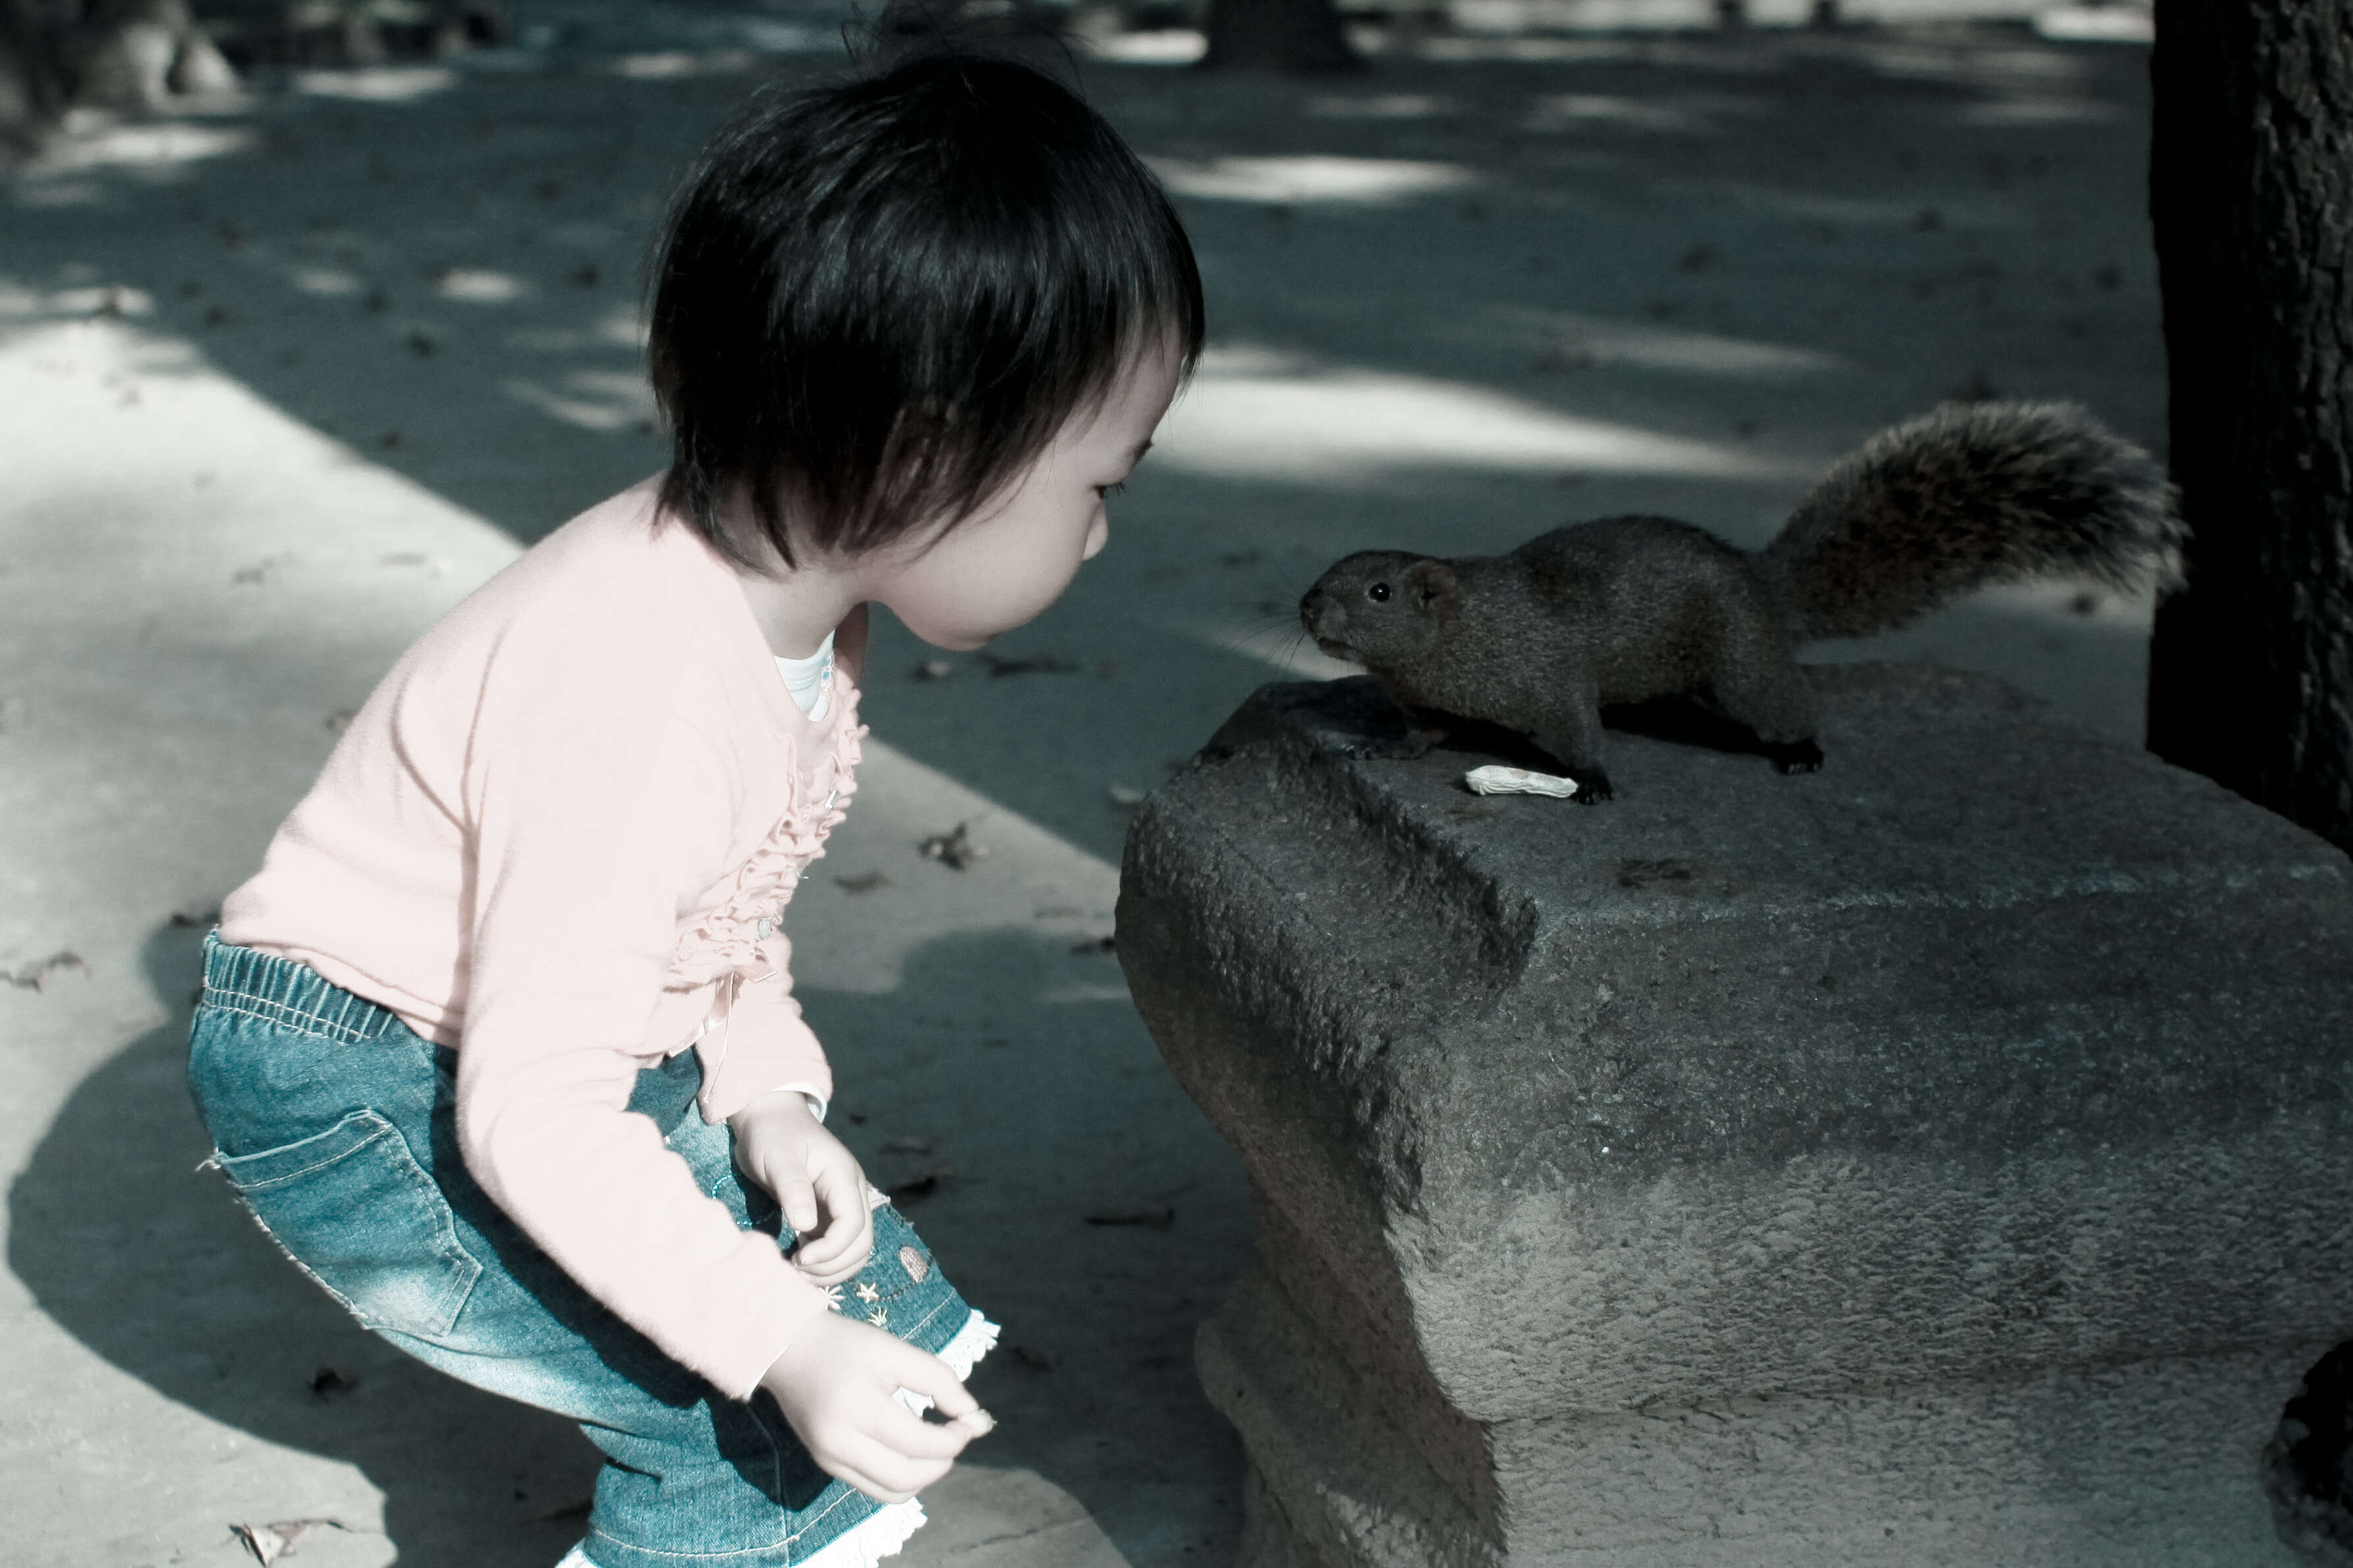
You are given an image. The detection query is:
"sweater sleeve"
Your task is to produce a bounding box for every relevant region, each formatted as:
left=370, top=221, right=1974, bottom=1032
left=693, top=925, right=837, bottom=1125
left=455, top=705, right=832, bottom=1399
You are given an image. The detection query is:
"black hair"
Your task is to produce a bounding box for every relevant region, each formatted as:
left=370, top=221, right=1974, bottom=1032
left=647, top=49, right=1205, bottom=572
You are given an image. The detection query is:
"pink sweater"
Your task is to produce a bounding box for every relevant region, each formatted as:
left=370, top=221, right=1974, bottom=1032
left=221, top=480, right=863, bottom=1397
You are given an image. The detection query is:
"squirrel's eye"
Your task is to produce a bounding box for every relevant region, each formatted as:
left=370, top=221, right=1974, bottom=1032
left=1368, top=582, right=1391, bottom=603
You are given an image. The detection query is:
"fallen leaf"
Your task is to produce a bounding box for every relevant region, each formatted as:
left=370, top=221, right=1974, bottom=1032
left=231, top=1519, right=348, bottom=1565
left=918, top=823, right=988, bottom=870
left=1084, top=1204, right=1175, bottom=1230
left=308, top=1366, right=356, bottom=1398
left=834, top=871, right=890, bottom=894
left=7, top=951, right=88, bottom=991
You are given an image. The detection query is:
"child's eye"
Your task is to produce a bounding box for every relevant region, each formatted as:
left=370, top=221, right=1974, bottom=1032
left=1096, top=481, right=1128, bottom=499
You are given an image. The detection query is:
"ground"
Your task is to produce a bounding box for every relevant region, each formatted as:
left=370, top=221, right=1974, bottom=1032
left=0, top=5, right=2169, bottom=1564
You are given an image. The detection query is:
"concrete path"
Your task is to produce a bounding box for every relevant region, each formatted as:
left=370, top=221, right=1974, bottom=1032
left=1, top=7, right=2170, bottom=1564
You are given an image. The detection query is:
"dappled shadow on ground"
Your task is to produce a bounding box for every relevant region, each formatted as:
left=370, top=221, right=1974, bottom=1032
left=9, top=915, right=1248, bottom=1565
left=5, top=16, right=2168, bottom=1559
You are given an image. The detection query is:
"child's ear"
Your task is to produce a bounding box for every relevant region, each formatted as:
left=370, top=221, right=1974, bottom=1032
left=1405, top=558, right=1457, bottom=608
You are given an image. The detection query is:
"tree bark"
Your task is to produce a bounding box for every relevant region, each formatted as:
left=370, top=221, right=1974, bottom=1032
left=2146, top=0, right=2353, bottom=852
left=1200, top=0, right=1362, bottom=74
left=0, top=0, right=65, bottom=146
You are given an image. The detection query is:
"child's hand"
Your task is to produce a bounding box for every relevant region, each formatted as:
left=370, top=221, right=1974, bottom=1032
left=759, top=1313, right=985, bottom=1503
left=728, top=1092, right=874, bottom=1284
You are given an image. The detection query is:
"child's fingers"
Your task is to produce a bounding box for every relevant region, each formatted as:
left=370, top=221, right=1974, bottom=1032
left=796, top=1252, right=870, bottom=1288
left=881, top=1341, right=982, bottom=1422
left=818, top=1447, right=918, bottom=1507
left=833, top=1432, right=955, bottom=1503
left=777, top=1173, right=820, bottom=1235
left=791, top=1204, right=864, bottom=1267
left=868, top=1397, right=974, bottom=1462
left=795, top=1171, right=875, bottom=1274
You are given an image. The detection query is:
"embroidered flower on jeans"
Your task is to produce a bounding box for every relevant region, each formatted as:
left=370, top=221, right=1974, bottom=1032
left=819, top=1284, right=844, bottom=1312
left=899, top=1245, right=929, bottom=1282
left=866, top=1308, right=889, bottom=1328
left=856, top=1282, right=880, bottom=1304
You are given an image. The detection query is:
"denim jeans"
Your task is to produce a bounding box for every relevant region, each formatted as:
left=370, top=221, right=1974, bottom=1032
left=186, top=934, right=988, bottom=1567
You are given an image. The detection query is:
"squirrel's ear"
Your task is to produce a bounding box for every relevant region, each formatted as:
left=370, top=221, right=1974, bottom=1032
left=1405, top=559, right=1457, bottom=607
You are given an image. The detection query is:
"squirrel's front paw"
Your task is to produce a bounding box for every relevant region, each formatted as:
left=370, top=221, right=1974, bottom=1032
left=1766, top=739, right=1825, bottom=775
left=1571, top=772, right=1615, bottom=805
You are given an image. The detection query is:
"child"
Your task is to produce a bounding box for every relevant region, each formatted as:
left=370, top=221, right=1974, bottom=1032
left=186, top=48, right=1202, bottom=1568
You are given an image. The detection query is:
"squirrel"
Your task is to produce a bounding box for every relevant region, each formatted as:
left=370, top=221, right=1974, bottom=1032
left=1297, top=400, right=2182, bottom=803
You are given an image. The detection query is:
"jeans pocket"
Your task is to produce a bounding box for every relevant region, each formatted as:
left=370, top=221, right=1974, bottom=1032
left=217, top=1109, right=483, bottom=1341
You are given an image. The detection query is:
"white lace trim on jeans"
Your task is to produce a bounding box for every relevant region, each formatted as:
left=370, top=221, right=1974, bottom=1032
left=553, top=1311, right=1001, bottom=1568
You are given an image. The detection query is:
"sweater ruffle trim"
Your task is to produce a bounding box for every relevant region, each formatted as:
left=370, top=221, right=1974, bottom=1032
left=668, top=688, right=869, bottom=989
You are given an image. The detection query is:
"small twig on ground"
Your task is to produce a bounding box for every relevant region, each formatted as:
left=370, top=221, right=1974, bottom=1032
left=888, top=1168, right=953, bottom=1205
left=977, top=651, right=1080, bottom=677
left=6, top=951, right=87, bottom=990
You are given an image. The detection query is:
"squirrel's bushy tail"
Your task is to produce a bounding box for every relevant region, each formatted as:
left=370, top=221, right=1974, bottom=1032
left=1759, top=401, right=2182, bottom=642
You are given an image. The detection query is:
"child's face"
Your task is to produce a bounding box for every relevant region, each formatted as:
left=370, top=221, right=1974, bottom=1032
left=875, top=343, right=1182, bottom=651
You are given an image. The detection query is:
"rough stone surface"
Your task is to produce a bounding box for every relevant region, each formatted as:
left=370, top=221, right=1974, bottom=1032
left=1204, top=1268, right=2320, bottom=1566
left=1116, top=664, right=2353, bottom=1561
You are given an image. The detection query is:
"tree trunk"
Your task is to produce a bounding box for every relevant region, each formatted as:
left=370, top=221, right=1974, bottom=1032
left=1200, top=0, right=1362, bottom=74
left=0, top=0, right=65, bottom=146
left=2146, top=0, right=2353, bottom=853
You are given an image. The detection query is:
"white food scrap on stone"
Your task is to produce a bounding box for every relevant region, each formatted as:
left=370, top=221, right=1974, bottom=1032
left=1464, top=765, right=1579, bottom=799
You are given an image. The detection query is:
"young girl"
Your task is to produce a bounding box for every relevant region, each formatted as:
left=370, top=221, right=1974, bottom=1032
left=186, top=49, right=1202, bottom=1568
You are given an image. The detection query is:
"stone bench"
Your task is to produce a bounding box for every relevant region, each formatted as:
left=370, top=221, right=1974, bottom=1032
left=1115, top=663, right=2353, bottom=1567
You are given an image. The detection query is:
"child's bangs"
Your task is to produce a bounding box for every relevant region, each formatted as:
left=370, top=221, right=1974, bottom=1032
left=649, top=55, right=1205, bottom=570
